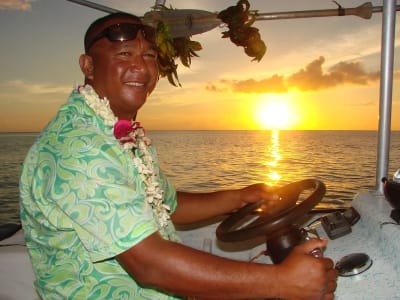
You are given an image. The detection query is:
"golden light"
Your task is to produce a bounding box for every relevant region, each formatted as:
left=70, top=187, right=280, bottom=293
left=265, top=129, right=282, bottom=183
left=254, top=94, right=297, bottom=130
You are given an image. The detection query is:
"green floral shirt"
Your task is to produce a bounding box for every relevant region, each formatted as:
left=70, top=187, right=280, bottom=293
left=20, top=89, right=182, bottom=299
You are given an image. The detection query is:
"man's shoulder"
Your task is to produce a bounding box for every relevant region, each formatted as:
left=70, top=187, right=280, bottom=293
left=43, top=89, right=104, bottom=136
left=27, top=89, right=113, bottom=159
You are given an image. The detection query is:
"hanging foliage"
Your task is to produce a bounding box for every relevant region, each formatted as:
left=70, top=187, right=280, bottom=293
left=154, top=5, right=202, bottom=87
left=156, top=21, right=179, bottom=86
left=217, top=0, right=266, bottom=62
left=154, top=0, right=266, bottom=87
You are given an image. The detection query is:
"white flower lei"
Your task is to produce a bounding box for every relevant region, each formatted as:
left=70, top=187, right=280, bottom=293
left=79, top=84, right=171, bottom=228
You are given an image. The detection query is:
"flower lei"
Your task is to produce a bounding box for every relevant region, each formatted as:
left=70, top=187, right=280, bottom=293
left=78, top=84, right=171, bottom=228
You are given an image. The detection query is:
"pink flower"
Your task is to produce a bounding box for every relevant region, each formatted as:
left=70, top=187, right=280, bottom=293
left=114, top=120, right=134, bottom=139
left=113, top=120, right=149, bottom=146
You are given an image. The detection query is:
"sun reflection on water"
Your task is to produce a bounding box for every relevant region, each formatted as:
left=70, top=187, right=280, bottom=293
left=265, top=129, right=282, bottom=185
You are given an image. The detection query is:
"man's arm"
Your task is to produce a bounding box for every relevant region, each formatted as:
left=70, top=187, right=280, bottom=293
left=117, top=232, right=337, bottom=300
left=171, top=183, right=277, bottom=224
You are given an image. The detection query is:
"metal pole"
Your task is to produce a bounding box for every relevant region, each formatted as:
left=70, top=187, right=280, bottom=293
left=65, top=0, right=121, bottom=14
left=376, top=0, right=396, bottom=192
left=254, top=4, right=400, bottom=21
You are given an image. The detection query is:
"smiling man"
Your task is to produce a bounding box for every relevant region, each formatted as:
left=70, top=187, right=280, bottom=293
left=20, top=12, right=337, bottom=300
left=80, top=15, right=159, bottom=120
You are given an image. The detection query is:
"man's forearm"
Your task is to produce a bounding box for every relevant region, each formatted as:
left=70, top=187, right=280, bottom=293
left=117, top=232, right=282, bottom=299
left=171, top=190, right=241, bottom=224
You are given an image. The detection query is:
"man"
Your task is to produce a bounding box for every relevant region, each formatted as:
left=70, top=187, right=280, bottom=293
left=20, top=12, right=337, bottom=300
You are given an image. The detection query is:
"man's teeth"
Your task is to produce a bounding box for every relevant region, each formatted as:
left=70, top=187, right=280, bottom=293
left=126, top=82, right=144, bottom=86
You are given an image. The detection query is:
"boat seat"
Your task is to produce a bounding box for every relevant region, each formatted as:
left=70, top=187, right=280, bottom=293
left=0, top=226, right=39, bottom=300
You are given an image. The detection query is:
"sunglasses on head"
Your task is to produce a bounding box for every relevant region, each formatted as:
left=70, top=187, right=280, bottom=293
left=85, top=23, right=157, bottom=52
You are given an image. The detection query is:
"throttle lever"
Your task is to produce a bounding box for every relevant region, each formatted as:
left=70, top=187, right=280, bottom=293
left=300, top=228, right=324, bottom=258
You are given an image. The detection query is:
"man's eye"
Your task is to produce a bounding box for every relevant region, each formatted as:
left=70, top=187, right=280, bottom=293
left=144, top=52, right=157, bottom=59
left=118, top=51, right=131, bottom=57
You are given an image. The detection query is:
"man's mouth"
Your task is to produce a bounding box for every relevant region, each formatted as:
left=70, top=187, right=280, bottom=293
left=125, top=81, right=145, bottom=87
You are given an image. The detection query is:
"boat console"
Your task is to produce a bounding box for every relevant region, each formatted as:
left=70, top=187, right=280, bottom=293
left=178, top=190, right=400, bottom=299
left=1, top=189, right=399, bottom=299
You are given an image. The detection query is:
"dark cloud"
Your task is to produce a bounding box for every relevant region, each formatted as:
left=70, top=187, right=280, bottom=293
left=288, top=56, right=380, bottom=91
left=207, top=56, right=382, bottom=94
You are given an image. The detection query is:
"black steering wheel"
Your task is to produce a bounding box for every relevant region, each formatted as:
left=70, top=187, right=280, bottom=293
left=216, top=179, right=326, bottom=243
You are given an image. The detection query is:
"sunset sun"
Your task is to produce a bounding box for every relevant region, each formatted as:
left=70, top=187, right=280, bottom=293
left=255, top=94, right=297, bottom=130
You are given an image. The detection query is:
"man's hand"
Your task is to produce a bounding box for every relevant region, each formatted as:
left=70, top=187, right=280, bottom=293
left=276, top=239, right=338, bottom=300
left=238, top=183, right=301, bottom=217
left=238, top=183, right=278, bottom=206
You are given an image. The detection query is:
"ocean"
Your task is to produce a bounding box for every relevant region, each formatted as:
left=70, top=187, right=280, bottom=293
left=1, top=130, right=399, bottom=225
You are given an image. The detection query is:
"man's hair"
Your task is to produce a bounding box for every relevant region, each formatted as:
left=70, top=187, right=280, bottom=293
left=84, top=12, right=142, bottom=52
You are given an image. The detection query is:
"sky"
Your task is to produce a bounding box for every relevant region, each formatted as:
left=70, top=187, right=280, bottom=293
left=0, top=0, right=399, bottom=132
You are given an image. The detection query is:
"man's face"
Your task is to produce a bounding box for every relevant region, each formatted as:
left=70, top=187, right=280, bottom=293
left=85, top=17, right=159, bottom=120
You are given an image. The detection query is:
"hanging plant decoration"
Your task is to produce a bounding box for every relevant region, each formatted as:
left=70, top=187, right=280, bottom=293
left=217, top=0, right=266, bottom=62
left=153, top=5, right=202, bottom=87
left=155, top=21, right=179, bottom=86
left=153, top=0, right=266, bottom=87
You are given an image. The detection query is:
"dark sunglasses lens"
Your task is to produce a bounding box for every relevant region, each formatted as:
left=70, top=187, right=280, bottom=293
left=86, top=23, right=157, bottom=51
left=107, top=24, right=156, bottom=44
left=141, top=26, right=156, bottom=43
left=107, top=24, right=138, bottom=41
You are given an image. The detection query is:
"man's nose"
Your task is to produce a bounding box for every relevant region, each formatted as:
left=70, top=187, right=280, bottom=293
left=129, top=54, right=147, bottom=71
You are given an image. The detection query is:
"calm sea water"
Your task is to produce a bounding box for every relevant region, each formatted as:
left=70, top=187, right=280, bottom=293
left=1, top=130, right=399, bottom=225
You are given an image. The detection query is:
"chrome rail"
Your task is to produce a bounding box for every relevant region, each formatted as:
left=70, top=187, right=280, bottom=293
left=376, top=0, right=397, bottom=193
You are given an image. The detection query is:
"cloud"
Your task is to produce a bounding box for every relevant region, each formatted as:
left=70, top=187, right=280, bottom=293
left=208, top=56, right=382, bottom=94
left=232, top=75, right=288, bottom=94
left=287, top=56, right=380, bottom=91
left=348, top=100, right=376, bottom=107
left=205, top=80, right=230, bottom=93
left=0, top=0, right=33, bottom=10
left=2, top=80, right=71, bottom=95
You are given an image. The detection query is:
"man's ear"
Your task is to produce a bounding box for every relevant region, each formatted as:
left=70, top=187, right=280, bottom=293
left=79, top=54, right=94, bottom=80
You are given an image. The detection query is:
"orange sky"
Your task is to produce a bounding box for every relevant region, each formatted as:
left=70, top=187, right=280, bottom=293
left=0, top=0, right=399, bottom=132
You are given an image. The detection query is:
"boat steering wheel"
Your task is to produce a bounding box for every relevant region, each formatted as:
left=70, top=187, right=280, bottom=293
left=216, top=179, right=325, bottom=262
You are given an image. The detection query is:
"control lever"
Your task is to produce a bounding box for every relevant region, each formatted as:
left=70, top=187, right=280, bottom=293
left=301, top=228, right=323, bottom=258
